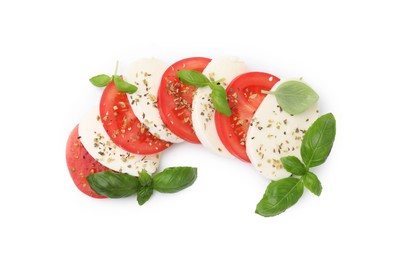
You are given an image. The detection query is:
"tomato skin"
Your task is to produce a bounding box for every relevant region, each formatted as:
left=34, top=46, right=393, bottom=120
left=215, top=72, right=280, bottom=162
left=158, top=57, right=211, bottom=144
left=66, top=125, right=107, bottom=198
left=100, top=80, right=171, bottom=154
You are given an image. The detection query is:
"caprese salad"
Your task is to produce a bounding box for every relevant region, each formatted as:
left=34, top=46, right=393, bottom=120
left=66, top=56, right=336, bottom=217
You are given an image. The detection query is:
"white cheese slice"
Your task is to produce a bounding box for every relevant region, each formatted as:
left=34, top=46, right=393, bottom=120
left=246, top=80, right=319, bottom=180
left=191, top=57, right=247, bottom=157
left=124, top=58, right=184, bottom=143
left=78, top=107, right=160, bottom=176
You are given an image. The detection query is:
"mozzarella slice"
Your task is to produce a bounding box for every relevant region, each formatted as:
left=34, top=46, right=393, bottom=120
left=192, top=57, right=247, bottom=157
left=124, top=58, right=184, bottom=143
left=246, top=80, right=319, bottom=180
left=79, top=107, right=160, bottom=176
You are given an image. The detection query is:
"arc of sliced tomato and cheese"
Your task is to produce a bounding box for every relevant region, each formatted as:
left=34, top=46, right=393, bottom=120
left=124, top=58, right=184, bottom=143
left=78, top=107, right=160, bottom=176
left=191, top=57, right=248, bottom=157
left=246, top=79, right=319, bottom=180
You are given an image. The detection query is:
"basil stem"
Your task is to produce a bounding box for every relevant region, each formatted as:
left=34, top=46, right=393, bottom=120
left=89, top=60, right=137, bottom=93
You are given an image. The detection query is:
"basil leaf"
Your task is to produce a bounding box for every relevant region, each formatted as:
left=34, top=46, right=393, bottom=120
left=210, top=85, right=232, bottom=116
left=301, top=113, right=336, bottom=167
left=137, top=170, right=153, bottom=205
left=86, top=171, right=139, bottom=198
left=89, top=74, right=112, bottom=87
left=256, top=177, right=304, bottom=217
left=138, top=170, right=152, bottom=187
left=274, top=80, right=319, bottom=115
left=303, top=172, right=322, bottom=196
left=177, top=70, right=210, bottom=88
left=137, top=186, right=154, bottom=205
left=280, top=156, right=307, bottom=176
left=153, top=167, right=197, bottom=193
left=114, top=75, right=138, bottom=94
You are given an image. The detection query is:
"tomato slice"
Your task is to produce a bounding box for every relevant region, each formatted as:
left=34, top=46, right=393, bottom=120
left=158, top=57, right=211, bottom=143
left=66, top=125, right=107, bottom=198
left=215, top=72, right=280, bottom=162
left=100, top=80, right=171, bottom=154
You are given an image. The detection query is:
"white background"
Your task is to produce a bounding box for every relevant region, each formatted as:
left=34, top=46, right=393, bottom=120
left=1, top=0, right=397, bottom=259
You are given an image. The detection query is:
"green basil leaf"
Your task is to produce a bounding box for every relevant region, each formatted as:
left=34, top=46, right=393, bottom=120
left=280, top=156, right=307, bottom=176
left=210, top=85, right=232, bottom=116
left=138, top=170, right=152, bottom=187
left=114, top=75, right=138, bottom=94
left=274, top=80, right=319, bottom=115
left=137, top=186, right=154, bottom=205
left=89, top=74, right=112, bottom=87
left=301, top=113, right=336, bottom=167
left=86, top=171, right=139, bottom=198
left=256, top=177, right=304, bottom=217
left=153, top=167, right=197, bottom=193
left=177, top=70, right=210, bottom=88
left=303, top=172, right=322, bottom=196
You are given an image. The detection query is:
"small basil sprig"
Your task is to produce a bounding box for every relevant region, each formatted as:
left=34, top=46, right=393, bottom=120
left=256, top=113, right=336, bottom=217
left=177, top=70, right=231, bottom=116
left=86, top=167, right=197, bottom=205
left=89, top=61, right=137, bottom=94
left=262, top=79, right=319, bottom=115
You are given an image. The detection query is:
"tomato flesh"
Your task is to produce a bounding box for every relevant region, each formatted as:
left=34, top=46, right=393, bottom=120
left=215, top=72, right=280, bottom=162
left=158, top=57, right=211, bottom=143
left=66, top=125, right=107, bottom=198
left=100, top=80, right=171, bottom=154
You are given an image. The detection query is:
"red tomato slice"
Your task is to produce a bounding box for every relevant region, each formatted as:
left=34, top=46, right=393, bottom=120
left=158, top=57, right=211, bottom=143
left=215, top=72, right=280, bottom=162
left=100, top=80, right=171, bottom=154
left=66, top=125, right=107, bottom=198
